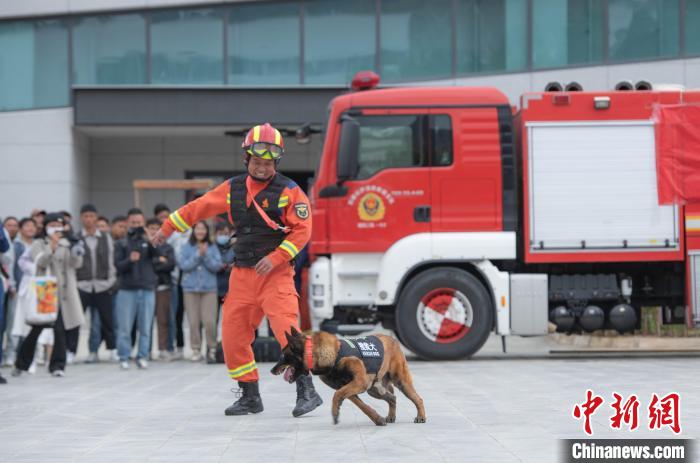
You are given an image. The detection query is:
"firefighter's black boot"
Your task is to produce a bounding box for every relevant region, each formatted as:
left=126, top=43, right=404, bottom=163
left=292, top=374, right=323, bottom=417
left=225, top=381, right=264, bottom=416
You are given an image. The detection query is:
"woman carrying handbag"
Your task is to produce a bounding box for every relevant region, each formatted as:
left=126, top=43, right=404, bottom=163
left=12, top=212, right=85, bottom=377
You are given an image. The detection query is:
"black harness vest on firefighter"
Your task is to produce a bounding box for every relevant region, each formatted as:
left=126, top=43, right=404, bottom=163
left=334, top=336, right=384, bottom=374
left=229, top=173, right=290, bottom=268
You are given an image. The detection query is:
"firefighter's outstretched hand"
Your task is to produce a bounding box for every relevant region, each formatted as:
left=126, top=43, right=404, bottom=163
left=152, top=229, right=167, bottom=246
left=255, top=257, right=274, bottom=276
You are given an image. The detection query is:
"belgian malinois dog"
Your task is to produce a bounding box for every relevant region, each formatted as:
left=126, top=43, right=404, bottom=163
left=271, top=328, right=426, bottom=426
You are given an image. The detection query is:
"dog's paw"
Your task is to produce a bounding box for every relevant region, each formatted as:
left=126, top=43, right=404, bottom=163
left=414, top=416, right=427, bottom=424
left=375, top=416, right=387, bottom=426
left=332, top=414, right=339, bottom=425
left=385, top=415, right=396, bottom=424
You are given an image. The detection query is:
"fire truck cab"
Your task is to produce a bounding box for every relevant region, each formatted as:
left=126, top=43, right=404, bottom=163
left=308, top=75, right=700, bottom=360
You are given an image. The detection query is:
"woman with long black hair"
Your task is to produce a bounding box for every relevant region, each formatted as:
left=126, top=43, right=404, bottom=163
left=178, top=221, right=222, bottom=363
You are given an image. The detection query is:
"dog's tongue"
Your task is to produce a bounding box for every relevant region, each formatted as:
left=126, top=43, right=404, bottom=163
left=283, top=367, right=295, bottom=383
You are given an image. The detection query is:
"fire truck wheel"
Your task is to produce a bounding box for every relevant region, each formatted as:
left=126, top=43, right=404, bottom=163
left=395, top=268, right=493, bottom=360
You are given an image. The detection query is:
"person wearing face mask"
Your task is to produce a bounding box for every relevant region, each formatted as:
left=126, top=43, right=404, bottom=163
left=214, top=222, right=236, bottom=301
left=114, top=208, right=158, bottom=370
left=213, top=222, right=235, bottom=354
left=153, top=123, right=321, bottom=418
left=12, top=213, right=85, bottom=378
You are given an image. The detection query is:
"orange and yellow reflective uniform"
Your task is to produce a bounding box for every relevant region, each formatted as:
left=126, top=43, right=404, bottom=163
left=161, top=175, right=311, bottom=382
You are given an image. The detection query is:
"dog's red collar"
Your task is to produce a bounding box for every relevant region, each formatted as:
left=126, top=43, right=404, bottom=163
left=304, top=337, right=314, bottom=371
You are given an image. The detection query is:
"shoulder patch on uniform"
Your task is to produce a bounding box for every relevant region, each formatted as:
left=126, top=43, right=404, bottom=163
left=294, top=203, right=309, bottom=219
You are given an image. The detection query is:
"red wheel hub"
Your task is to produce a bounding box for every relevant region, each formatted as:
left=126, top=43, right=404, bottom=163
left=417, top=288, right=472, bottom=344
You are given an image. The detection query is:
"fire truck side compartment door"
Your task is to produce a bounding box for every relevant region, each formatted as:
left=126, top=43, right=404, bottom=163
left=509, top=274, right=548, bottom=336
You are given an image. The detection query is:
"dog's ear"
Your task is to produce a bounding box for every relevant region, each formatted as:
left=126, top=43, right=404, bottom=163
left=285, top=330, right=295, bottom=346
left=290, top=326, right=302, bottom=338
left=286, top=332, right=305, bottom=354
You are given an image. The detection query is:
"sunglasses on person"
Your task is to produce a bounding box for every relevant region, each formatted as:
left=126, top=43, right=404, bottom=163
left=245, top=142, right=283, bottom=160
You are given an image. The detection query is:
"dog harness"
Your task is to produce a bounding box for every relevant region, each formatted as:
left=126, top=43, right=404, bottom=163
left=334, top=336, right=385, bottom=374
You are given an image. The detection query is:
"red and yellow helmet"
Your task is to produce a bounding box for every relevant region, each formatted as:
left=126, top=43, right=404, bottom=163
left=242, top=123, right=285, bottom=160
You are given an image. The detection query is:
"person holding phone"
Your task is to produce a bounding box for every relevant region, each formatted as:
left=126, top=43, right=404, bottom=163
left=114, top=208, right=157, bottom=370
left=12, top=212, right=85, bottom=377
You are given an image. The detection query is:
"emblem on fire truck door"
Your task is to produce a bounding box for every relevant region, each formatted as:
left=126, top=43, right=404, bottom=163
left=358, top=192, right=386, bottom=221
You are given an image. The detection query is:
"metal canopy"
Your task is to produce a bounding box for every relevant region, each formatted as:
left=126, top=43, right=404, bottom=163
left=72, top=86, right=347, bottom=126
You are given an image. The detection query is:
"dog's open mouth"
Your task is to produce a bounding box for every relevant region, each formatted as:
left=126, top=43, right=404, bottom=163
left=282, top=366, right=295, bottom=383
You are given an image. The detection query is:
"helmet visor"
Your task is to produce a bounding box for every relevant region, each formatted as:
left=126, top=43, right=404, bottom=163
left=246, top=142, right=283, bottom=160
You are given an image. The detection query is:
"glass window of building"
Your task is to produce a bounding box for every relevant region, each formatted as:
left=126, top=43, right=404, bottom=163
left=229, top=2, right=300, bottom=85
left=0, top=19, right=68, bottom=111
left=72, top=14, right=146, bottom=85
left=685, top=0, right=700, bottom=55
left=608, top=0, right=679, bottom=61
left=456, top=0, right=527, bottom=74
left=381, top=0, right=452, bottom=81
left=150, top=8, right=224, bottom=84
left=532, top=0, right=603, bottom=68
left=304, top=0, right=375, bottom=85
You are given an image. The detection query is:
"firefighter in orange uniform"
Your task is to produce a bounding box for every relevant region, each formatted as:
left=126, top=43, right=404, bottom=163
left=154, top=123, right=322, bottom=417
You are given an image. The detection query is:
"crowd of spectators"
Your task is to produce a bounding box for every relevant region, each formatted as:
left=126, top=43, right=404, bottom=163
left=0, top=203, right=237, bottom=383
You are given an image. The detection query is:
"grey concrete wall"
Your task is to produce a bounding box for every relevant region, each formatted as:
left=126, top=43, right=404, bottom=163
left=0, top=107, right=88, bottom=220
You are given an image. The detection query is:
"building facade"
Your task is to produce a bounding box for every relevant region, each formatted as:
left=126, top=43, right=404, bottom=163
left=1, top=0, right=699, bottom=218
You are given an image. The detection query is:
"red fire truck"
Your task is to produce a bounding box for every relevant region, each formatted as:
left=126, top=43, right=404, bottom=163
left=307, top=73, right=700, bottom=360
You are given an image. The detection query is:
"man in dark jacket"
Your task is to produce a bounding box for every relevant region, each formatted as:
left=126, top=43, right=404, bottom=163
left=114, top=208, right=157, bottom=370
left=146, top=218, right=176, bottom=361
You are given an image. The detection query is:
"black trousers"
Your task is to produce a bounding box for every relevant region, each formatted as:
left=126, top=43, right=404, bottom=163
left=176, top=283, right=185, bottom=348
left=66, top=290, right=115, bottom=353
left=16, top=310, right=67, bottom=372
left=83, top=290, right=116, bottom=351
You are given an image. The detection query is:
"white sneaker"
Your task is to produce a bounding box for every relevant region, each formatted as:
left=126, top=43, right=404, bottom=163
left=120, top=361, right=130, bottom=370
left=110, top=350, right=119, bottom=362
left=51, top=370, right=65, bottom=377
left=85, top=352, right=99, bottom=364
left=170, top=349, right=183, bottom=361
left=28, top=362, right=37, bottom=374
left=158, top=351, right=172, bottom=362
left=190, top=352, right=202, bottom=362
left=66, top=352, right=75, bottom=365
left=136, top=359, right=148, bottom=369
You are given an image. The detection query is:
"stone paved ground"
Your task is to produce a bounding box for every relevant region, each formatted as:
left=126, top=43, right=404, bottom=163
left=1, top=350, right=698, bottom=463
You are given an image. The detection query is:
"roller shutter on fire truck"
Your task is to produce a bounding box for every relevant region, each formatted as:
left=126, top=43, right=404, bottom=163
left=526, top=121, right=679, bottom=252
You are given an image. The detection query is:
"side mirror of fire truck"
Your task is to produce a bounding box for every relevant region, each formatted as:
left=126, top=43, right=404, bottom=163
left=336, top=114, right=360, bottom=184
